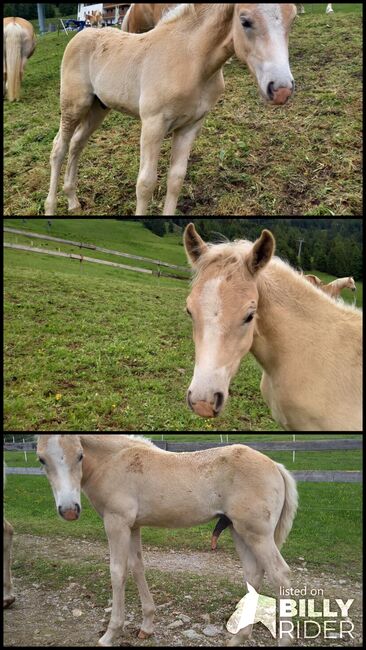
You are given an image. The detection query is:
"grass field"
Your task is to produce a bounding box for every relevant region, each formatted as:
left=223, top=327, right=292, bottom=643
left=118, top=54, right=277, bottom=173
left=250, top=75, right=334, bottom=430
left=4, top=5, right=362, bottom=216
left=4, top=220, right=363, bottom=431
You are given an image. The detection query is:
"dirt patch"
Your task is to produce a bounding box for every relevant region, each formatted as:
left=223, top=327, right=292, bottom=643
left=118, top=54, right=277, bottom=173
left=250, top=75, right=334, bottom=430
left=4, top=535, right=362, bottom=647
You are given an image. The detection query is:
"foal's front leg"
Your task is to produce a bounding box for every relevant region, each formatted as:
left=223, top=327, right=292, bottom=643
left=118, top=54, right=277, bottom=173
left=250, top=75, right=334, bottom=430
left=129, top=527, right=156, bottom=639
left=3, top=519, right=15, bottom=609
left=136, top=117, right=166, bottom=216
left=163, top=117, right=205, bottom=216
left=99, top=515, right=131, bottom=647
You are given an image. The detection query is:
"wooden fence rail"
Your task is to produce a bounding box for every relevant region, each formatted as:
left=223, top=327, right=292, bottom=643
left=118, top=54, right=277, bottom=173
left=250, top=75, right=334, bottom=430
left=4, top=227, right=190, bottom=272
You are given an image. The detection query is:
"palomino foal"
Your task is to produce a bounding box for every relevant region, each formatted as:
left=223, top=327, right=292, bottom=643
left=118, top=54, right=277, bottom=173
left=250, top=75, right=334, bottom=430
left=45, top=3, right=296, bottom=216
left=184, top=224, right=362, bottom=431
left=37, top=434, right=298, bottom=646
left=3, top=17, right=36, bottom=101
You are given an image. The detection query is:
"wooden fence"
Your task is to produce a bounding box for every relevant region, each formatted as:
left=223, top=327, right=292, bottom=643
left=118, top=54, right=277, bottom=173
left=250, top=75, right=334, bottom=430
left=4, top=439, right=362, bottom=483
left=4, top=227, right=190, bottom=280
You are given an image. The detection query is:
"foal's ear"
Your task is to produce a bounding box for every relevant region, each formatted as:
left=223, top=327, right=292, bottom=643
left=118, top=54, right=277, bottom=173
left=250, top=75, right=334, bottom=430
left=246, top=230, right=275, bottom=276
left=184, top=223, right=208, bottom=266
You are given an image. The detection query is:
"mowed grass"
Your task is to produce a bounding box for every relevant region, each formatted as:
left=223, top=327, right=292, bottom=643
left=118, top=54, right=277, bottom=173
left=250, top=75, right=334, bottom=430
left=3, top=6, right=362, bottom=216
left=3, top=221, right=363, bottom=431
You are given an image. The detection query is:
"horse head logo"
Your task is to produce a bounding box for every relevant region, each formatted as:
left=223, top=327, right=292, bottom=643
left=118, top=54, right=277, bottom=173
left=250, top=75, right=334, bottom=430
left=227, top=583, right=277, bottom=639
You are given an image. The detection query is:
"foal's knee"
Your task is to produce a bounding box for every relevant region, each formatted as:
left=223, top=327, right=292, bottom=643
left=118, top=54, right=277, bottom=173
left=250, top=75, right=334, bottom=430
left=137, top=171, right=157, bottom=198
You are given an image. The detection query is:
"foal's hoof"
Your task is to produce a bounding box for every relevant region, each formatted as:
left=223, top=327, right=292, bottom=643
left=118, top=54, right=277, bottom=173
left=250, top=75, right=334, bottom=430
left=138, top=630, right=152, bottom=640
left=3, top=596, right=15, bottom=609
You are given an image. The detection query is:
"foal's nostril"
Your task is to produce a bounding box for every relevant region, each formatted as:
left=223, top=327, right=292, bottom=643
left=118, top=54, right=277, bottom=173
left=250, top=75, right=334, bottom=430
left=187, top=391, right=193, bottom=410
left=267, top=81, right=275, bottom=99
left=214, top=392, right=224, bottom=412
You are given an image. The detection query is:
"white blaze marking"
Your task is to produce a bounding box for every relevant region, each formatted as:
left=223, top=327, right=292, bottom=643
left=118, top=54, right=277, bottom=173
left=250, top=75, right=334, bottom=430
left=47, top=436, right=80, bottom=509
left=190, top=277, right=230, bottom=400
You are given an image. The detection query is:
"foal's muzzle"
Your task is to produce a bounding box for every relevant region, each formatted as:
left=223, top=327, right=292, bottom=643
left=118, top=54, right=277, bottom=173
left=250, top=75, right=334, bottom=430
left=59, top=503, right=81, bottom=521
left=187, top=391, right=224, bottom=418
left=267, top=81, right=295, bottom=105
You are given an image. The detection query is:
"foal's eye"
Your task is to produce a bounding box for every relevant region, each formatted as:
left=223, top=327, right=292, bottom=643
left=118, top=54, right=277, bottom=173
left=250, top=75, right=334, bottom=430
left=186, top=308, right=192, bottom=318
left=78, top=453, right=84, bottom=462
left=241, top=17, right=253, bottom=29
left=243, top=313, right=255, bottom=325
left=38, top=457, right=46, bottom=466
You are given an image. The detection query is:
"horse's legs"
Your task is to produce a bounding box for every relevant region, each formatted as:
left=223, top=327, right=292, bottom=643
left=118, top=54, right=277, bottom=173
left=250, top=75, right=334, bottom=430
left=163, top=117, right=204, bottom=216
left=45, top=121, right=79, bottom=216
left=128, top=527, right=156, bottom=639
left=45, top=92, right=95, bottom=216
left=229, top=523, right=292, bottom=647
left=136, top=117, right=166, bottom=216
left=227, top=529, right=265, bottom=647
left=3, top=518, right=15, bottom=609
left=63, top=99, right=110, bottom=212
left=99, top=514, right=131, bottom=647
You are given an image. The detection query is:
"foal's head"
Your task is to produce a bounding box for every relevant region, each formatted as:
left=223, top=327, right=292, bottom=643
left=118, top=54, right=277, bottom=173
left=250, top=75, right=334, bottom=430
left=184, top=224, right=275, bottom=418
left=37, top=435, right=83, bottom=521
left=233, top=3, right=297, bottom=105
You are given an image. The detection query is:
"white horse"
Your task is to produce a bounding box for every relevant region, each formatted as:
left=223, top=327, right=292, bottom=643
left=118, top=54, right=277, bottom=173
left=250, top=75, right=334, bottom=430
left=37, top=434, right=298, bottom=647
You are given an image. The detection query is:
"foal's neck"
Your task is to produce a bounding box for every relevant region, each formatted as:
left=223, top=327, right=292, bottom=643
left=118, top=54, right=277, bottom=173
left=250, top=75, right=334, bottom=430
left=189, top=5, right=235, bottom=77
left=250, top=264, right=335, bottom=375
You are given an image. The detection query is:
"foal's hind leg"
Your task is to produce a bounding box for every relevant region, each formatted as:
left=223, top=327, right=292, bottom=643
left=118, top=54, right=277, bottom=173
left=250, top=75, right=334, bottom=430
left=227, top=530, right=264, bottom=647
left=230, top=523, right=292, bottom=647
left=63, top=99, right=110, bottom=212
left=45, top=94, right=95, bottom=216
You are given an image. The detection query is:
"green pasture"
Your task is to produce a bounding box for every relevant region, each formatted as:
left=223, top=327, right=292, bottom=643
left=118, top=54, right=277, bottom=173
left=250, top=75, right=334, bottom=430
left=3, top=220, right=363, bottom=431
left=4, top=5, right=362, bottom=216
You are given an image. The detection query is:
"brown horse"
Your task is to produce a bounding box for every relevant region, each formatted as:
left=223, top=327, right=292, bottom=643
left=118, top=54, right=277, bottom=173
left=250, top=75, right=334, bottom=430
left=45, top=4, right=296, bottom=216
left=121, top=3, right=178, bottom=33
left=3, top=17, right=36, bottom=101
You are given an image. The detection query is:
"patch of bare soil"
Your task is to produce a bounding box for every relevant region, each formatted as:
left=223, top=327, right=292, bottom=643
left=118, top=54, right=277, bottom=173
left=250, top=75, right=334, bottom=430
left=4, top=535, right=362, bottom=647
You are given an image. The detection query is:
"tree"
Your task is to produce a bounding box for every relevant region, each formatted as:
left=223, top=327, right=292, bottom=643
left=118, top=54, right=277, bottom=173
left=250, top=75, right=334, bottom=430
left=142, top=220, right=166, bottom=237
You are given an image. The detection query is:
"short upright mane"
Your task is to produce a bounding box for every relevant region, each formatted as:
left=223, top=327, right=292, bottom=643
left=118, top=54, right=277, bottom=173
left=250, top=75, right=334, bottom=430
left=159, top=3, right=195, bottom=25
left=193, top=240, right=361, bottom=317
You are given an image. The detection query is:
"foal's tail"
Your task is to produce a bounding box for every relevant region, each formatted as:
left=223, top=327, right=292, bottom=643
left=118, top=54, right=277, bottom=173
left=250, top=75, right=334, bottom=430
left=274, top=464, right=298, bottom=549
left=4, top=21, right=23, bottom=101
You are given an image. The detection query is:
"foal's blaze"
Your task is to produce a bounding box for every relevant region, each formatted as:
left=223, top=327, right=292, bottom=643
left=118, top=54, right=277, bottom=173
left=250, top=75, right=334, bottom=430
left=184, top=223, right=275, bottom=419
left=37, top=435, right=83, bottom=521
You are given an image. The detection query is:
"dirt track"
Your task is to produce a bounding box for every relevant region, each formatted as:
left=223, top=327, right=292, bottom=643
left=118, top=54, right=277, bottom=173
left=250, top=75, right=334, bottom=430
left=4, top=534, right=362, bottom=647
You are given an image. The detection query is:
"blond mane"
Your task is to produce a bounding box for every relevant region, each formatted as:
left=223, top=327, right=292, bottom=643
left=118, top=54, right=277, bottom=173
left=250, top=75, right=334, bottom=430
left=193, top=240, right=361, bottom=318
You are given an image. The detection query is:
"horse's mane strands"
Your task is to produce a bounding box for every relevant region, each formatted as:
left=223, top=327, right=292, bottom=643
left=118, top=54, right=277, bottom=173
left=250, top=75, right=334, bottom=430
left=159, top=3, right=195, bottom=25
left=192, top=240, right=361, bottom=317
